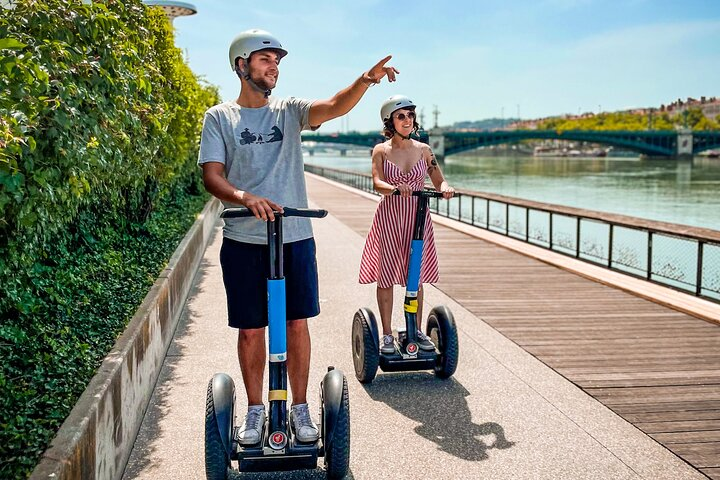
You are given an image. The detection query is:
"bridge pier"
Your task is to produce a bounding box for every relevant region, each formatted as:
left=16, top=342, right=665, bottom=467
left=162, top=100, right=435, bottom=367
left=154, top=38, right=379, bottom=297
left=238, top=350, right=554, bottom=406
left=429, top=128, right=445, bottom=162
left=677, top=128, right=693, bottom=160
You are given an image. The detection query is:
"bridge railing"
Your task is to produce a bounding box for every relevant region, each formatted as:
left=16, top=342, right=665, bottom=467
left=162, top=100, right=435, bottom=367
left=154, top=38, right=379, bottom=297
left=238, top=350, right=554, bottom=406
left=305, top=163, right=720, bottom=303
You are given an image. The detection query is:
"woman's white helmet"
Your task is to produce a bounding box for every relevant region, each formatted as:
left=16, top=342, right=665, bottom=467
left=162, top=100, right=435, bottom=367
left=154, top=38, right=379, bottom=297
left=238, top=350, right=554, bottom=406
left=380, top=95, right=416, bottom=122
left=228, top=29, right=288, bottom=71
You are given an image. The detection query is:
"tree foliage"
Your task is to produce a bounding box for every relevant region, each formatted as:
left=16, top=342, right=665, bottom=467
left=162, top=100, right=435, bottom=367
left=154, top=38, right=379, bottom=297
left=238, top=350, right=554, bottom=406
left=0, top=1, right=219, bottom=477
left=537, top=108, right=719, bottom=131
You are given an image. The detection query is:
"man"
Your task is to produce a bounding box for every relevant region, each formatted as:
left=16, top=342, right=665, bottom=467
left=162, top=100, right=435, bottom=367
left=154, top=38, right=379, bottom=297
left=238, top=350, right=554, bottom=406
left=198, top=29, right=397, bottom=445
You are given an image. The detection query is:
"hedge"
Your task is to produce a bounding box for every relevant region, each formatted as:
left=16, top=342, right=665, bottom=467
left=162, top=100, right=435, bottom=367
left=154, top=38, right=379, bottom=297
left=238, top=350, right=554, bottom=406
left=0, top=1, right=219, bottom=477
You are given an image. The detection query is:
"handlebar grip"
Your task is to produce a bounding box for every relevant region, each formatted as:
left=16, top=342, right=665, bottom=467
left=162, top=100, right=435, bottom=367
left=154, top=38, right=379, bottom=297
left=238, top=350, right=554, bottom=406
left=391, top=189, right=446, bottom=198
left=282, top=207, right=328, bottom=218
left=220, top=207, right=328, bottom=219
left=220, top=208, right=254, bottom=218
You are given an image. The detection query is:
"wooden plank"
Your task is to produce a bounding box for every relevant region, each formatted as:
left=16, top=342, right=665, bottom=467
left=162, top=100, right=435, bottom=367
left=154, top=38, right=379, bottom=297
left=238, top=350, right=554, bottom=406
left=701, top=467, right=720, bottom=480
left=651, top=430, right=720, bottom=444
left=668, top=442, right=720, bottom=468
left=624, top=410, right=720, bottom=423
left=638, top=419, right=720, bottom=434
left=586, top=385, right=720, bottom=405
left=612, top=401, right=720, bottom=415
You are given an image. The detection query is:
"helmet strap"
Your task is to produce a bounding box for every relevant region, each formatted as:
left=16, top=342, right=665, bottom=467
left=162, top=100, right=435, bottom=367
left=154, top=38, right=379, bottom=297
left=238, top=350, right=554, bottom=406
left=236, top=61, right=272, bottom=98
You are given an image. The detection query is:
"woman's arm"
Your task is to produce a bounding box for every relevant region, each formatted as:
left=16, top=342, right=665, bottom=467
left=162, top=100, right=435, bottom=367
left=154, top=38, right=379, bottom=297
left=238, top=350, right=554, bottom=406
left=371, top=144, right=405, bottom=196
left=423, top=145, right=455, bottom=199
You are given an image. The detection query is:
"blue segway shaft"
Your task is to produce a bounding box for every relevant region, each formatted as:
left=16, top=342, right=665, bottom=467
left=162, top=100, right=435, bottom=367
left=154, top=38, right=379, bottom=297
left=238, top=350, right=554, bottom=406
left=268, top=278, right=288, bottom=443
left=403, top=239, right=423, bottom=339
left=392, top=189, right=445, bottom=345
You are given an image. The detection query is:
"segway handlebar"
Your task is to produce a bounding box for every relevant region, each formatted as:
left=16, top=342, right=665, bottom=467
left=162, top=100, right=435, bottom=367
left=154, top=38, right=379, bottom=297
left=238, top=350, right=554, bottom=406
left=391, top=188, right=448, bottom=198
left=221, top=207, right=328, bottom=219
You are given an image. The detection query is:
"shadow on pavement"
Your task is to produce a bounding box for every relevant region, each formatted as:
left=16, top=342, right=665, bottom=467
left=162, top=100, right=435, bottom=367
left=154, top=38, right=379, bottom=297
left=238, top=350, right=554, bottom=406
left=364, top=373, right=514, bottom=461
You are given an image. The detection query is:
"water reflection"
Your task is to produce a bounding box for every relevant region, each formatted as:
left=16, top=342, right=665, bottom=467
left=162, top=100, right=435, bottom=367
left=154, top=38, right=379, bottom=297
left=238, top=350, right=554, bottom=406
left=304, top=153, right=720, bottom=231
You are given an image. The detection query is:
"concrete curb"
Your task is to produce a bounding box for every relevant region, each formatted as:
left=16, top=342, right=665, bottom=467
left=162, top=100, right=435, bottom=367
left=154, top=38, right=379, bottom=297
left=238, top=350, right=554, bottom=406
left=30, top=198, right=223, bottom=480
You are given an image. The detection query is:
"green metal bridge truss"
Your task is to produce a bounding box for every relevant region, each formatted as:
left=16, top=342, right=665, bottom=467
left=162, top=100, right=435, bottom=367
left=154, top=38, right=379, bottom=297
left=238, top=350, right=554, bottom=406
left=302, top=130, right=720, bottom=157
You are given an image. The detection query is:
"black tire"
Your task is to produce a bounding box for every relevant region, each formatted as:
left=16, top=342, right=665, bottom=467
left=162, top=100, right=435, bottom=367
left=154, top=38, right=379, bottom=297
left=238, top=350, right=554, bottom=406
left=426, top=305, right=459, bottom=379
left=205, top=379, right=230, bottom=480
left=325, top=376, right=350, bottom=479
left=351, top=309, right=379, bottom=384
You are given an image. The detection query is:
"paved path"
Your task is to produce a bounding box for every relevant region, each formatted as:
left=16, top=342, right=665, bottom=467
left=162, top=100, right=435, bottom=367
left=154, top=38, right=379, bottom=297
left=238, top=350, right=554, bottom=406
left=123, top=180, right=704, bottom=480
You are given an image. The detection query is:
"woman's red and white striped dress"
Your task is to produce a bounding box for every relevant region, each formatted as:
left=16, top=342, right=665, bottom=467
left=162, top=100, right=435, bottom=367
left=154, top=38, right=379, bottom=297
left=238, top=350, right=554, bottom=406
left=358, top=154, right=439, bottom=288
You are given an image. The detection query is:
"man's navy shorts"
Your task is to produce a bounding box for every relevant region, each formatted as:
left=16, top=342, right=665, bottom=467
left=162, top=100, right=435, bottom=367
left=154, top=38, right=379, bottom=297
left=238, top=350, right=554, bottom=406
left=219, top=237, right=320, bottom=329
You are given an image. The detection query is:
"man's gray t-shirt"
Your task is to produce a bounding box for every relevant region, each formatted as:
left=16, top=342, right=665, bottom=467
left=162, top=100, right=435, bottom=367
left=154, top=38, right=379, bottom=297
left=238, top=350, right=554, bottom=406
left=198, top=97, right=315, bottom=244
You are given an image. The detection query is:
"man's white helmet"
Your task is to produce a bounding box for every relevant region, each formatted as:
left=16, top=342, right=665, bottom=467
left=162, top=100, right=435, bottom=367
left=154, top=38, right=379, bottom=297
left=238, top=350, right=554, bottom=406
left=228, top=29, right=288, bottom=71
left=380, top=95, right=416, bottom=122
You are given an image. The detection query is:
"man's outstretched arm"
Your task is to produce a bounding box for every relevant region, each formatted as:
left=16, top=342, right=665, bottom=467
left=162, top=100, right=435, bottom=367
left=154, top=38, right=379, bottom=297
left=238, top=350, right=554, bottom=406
left=308, top=55, right=399, bottom=127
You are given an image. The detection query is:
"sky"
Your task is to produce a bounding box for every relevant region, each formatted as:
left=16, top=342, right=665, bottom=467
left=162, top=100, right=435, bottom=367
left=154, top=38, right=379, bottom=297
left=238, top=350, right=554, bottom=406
left=169, top=0, right=720, bottom=133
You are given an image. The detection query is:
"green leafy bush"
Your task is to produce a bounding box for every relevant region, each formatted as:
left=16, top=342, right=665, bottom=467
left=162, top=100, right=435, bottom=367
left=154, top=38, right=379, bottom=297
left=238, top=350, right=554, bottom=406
left=0, top=1, right=219, bottom=477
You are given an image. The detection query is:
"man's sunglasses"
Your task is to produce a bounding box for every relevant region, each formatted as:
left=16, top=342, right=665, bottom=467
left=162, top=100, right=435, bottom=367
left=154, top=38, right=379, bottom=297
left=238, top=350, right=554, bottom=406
left=394, top=111, right=416, bottom=121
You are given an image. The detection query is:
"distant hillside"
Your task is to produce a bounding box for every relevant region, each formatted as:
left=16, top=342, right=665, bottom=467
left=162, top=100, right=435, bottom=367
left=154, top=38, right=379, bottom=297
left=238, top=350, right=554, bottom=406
left=451, top=118, right=520, bottom=130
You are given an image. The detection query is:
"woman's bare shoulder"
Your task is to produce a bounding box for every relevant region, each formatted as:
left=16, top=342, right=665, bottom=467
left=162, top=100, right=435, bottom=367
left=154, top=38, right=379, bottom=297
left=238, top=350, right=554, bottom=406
left=372, top=141, right=390, bottom=155
left=413, top=140, right=432, bottom=155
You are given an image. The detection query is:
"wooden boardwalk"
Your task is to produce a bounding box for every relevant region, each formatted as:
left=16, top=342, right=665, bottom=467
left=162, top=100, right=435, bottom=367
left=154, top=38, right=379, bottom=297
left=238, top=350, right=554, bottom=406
left=306, top=173, right=720, bottom=480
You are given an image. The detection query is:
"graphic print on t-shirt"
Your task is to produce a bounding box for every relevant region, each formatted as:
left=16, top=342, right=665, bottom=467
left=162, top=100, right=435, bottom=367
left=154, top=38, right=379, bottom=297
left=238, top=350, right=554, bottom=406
left=238, top=126, right=283, bottom=145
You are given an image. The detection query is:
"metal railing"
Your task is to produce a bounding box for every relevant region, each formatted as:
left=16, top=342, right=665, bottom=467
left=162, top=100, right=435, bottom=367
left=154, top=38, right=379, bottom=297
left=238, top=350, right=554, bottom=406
left=305, top=163, right=720, bottom=303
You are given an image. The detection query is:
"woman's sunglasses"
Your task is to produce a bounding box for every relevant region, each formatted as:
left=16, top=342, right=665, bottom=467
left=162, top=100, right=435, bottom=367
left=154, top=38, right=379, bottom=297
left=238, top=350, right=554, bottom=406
left=394, top=111, right=416, bottom=121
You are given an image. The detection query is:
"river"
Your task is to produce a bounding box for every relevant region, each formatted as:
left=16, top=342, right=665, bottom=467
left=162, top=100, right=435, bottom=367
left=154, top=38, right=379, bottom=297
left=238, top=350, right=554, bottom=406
left=304, top=153, right=720, bottom=232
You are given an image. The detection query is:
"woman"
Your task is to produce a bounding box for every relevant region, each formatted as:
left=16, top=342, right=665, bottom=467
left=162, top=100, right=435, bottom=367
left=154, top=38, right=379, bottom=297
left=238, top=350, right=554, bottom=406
left=359, top=95, right=455, bottom=354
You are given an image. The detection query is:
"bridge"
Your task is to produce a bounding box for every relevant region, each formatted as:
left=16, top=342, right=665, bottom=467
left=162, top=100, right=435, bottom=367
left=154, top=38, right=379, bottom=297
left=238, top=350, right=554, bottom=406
left=302, top=129, right=720, bottom=158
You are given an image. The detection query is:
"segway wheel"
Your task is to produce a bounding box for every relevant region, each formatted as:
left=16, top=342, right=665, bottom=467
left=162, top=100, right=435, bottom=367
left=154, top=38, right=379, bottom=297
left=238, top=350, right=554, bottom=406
left=325, top=375, right=351, bottom=479
left=205, top=377, right=232, bottom=480
left=426, top=305, right=459, bottom=379
left=352, top=308, right=379, bottom=383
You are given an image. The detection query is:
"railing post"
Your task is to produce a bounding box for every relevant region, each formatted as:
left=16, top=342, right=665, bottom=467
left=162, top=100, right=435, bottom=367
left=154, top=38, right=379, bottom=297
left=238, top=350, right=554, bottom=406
left=549, top=212, right=554, bottom=250
left=505, top=203, right=509, bottom=235
left=471, top=197, right=475, bottom=226
left=608, top=224, right=614, bottom=268
left=525, top=208, right=530, bottom=242
left=486, top=200, right=490, bottom=229
left=696, top=242, right=704, bottom=296
left=576, top=218, right=581, bottom=258
left=647, top=231, right=653, bottom=280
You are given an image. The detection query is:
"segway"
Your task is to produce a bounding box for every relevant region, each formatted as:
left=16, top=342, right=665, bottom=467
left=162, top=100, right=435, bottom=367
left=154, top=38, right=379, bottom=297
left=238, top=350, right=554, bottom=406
left=205, top=207, right=350, bottom=479
left=352, top=189, right=459, bottom=383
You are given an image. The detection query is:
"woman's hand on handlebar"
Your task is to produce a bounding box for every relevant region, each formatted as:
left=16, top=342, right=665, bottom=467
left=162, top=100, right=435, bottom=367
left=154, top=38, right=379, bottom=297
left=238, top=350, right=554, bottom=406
left=440, top=182, right=455, bottom=199
left=395, top=183, right=413, bottom=198
left=236, top=191, right=283, bottom=221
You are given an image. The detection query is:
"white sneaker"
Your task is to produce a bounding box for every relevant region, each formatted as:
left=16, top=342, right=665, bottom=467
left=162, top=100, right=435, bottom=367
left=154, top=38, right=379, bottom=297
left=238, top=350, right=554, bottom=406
left=380, top=334, right=396, bottom=354
left=237, top=405, right=265, bottom=446
left=290, top=403, right=319, bottom=443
